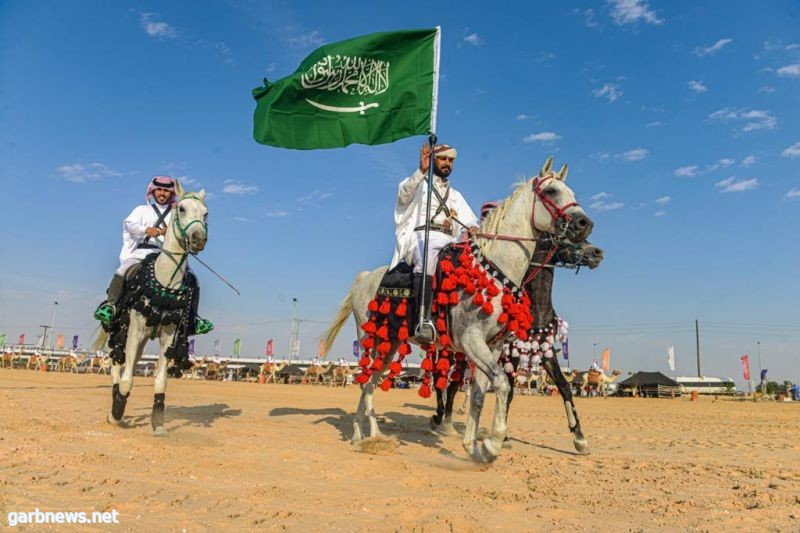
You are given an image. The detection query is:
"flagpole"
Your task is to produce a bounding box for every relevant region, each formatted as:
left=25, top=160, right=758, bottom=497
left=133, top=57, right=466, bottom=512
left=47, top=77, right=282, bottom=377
left=415, top=27, right=441, bottom=343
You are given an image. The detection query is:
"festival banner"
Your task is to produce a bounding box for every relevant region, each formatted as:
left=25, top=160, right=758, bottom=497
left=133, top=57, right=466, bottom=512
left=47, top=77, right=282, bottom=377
left=213, top=339, right=221, bottom=357
left=18, top=334, right=25, bottom=345
left=562, top=339, right=569, bottom=361
left=290, top=339, right=301, bottom=358
left=667, top=345, right=675, bottom=371
left=56, top=334, right=64, bottom=349
left=188, top=339, right=195, bottom=357
left=252, top=28, right=440, bottom=149
left=72, top=335, right=79, bottom=349
left=233, top=339, right=241, bottom=357
left=266, top=338, right=273, bottom=357
left=0, top=333, right=5, bottom=348
left=760, top=368, right=768, bottom=381
left=601, top=348, right=610, bottom=372
left=353, top=340, right=360, bottom=358
left=740, top=355, right=750, bottom=381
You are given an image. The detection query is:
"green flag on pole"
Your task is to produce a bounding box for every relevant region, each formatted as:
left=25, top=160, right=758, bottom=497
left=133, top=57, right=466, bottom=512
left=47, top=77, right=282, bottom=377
left=233, top=338, right=241, bottom=357
left=0, top=333, right=6, bottom=348
left=252, top=27, right=440, bottom=150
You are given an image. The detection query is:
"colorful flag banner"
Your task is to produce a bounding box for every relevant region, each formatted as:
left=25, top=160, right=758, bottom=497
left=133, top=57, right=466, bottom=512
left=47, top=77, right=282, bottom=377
left=318, top=339, right=326, bottom=357
left=72, top=335, right=79, bottom=349
left=562, top=339, right=569, bottom=361
left=266, top=338, right=273, bottom=357
left=252, top=28, right=440, bottom=149
left=188, top=339, right=195, bottom=357
left=740, top=355, right=750, bottom=381
left=667, top=345, right=675, bottom=371
left=56, top=334, right=64, bottom=349
left=233, top=339, right=241, bottom=357
left=213, top=339, right=221, bottom=357
left=760, top=368, right=768, bottom=381
left=353, top=340, right=360, bottom=358
left=290, top=339, right=301, bottom=358
left=601, top=348, right=610, bottom=372
left=18, top=334, right=25, bottom=345
left=0, top=333, right=6, bottom=348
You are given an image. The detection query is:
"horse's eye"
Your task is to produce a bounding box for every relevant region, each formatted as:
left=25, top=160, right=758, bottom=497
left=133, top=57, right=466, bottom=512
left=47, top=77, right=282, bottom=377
left=179, top=206, right=185, bottom=213
left=544, top=188, right=557, bottom=196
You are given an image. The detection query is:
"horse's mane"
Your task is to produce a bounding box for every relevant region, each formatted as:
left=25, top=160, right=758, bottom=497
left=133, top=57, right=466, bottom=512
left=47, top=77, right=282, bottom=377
left=477, top=177, right=533, bottom=256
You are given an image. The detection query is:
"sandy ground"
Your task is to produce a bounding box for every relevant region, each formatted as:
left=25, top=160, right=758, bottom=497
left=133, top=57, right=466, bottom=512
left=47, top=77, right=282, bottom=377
left=1, top=370, right=798, bottom=532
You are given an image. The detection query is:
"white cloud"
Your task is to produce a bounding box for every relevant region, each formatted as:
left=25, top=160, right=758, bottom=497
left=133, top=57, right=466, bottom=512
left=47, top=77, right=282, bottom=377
left=785, top=188, right=800, bottom=199
left=706, top=158, right=735, bottom=172
left=174, top=175, right=200, bottom=188
left=590, top=199, right=625, bottom=212
left=758, top=85, right=775, bottom=94
left=618, top=148, right=648, bottom=161
left=516, top=114, right=531, bottom=121
left=693, top=38, right=733, bottom=57
left=57, top=162, right=122, bottom=183
left=675, top=165, right=699, bottom=177
left=464, top=33, right=483, bottom=46
left=580, top=8, right=600, bottom=28
left=688, top=80, right=707, bottom=93
left=233, top=216, right=248, bottom=222
left=139, top=13, right=176, bottom=39
left=523, top=132, right=561, bottom=143
left=741, top=155, right=756, bottom=166
left=288, top=30, right=324, bottom=48
left=708, top=108, right=777, bottom=133
left=654, top=210, right=666, bottom=217
left=222, top=179, right=260, bottom=195
left=715, top=176, right=759, bottom=193
left=592, top=151, right=611, bottom=161
left=607, top=0, right=663, bottom=25
left=593, top=83, right=622, bottom=102
left=777, top=64, right=800, bottom=78
left=646, top=121, right=664, bottom=128
left=535, top=51, right=557, bottom=63
left=782, top=141, right=800, bottom=158
left=265, top=210, right=289, bottom=217
left=655, top=195, right=671, bottom=205
left=590, top=192, right=612, bottom=201
left=786, top=44, right=800, bottom=51
left=297, top=190, right=333, bottom=204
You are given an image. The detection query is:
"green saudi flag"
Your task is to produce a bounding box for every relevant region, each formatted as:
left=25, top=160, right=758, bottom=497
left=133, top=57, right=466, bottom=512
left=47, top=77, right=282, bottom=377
left=233, top=338, right=241, bottom=357
left=252, top=27, right=440, bottom=150
left=0, top=333, right=5, bottom=348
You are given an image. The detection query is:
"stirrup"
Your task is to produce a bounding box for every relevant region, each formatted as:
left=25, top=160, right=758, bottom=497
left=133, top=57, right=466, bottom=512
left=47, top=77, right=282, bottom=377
left=193, top=317, right=214, bottom=335
left=94, top=302, right=116, bottom=326
left=412, top=319, right=436, bottom=344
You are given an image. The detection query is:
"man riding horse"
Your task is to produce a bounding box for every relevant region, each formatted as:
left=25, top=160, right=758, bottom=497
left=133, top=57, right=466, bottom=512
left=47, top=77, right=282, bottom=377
left=392, top=143, right=480, bottom=342
left=93, top=175, right=212, bottom=335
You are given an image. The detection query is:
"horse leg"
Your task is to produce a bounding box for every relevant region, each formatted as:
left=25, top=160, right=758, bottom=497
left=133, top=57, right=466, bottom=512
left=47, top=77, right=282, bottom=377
left=456, top=383, right=471, bottom=415
left=352, top=383, right=368, bottom=443
left=431, top=378, right=459, bottom=435
left=151, top=327, right=174, bottom=436
left=541, top=356, right=590, bottom=455
left=108, top=315, right=146, bottom=425
left=462, top=370, right=489, bottom=460
left=364, top=369, right=384, bottom=438
left=463, top=345, right=509, bottom=462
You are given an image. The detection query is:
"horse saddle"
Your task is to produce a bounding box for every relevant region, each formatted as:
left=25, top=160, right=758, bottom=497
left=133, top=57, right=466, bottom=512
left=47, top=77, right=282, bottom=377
left=375, top=261, right=419, bottom=336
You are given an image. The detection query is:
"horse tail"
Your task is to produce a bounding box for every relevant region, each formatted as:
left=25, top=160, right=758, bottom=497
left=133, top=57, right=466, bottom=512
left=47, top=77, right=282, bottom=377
left=91, top=325, right=109, bottom=353
left=321, top=270, right=369, bottom=357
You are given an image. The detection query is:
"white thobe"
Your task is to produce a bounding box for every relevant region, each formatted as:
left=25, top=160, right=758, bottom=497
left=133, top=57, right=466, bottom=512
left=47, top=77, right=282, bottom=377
left=391, top=169, right=478, bottom=275
left=116, top=203, right=173, bottom=275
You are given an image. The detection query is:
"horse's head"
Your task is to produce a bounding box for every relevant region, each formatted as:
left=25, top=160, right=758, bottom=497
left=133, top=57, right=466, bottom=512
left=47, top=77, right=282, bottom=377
left=531, top=156, right=593, bottom=243
left=173, top=180, right=208, bottom=253
left=550, top=237, right=605, bottom=269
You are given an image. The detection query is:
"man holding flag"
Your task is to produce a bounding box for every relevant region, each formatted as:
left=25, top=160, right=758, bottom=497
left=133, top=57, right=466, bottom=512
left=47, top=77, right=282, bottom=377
left=252, top=27, right=476, bottom=342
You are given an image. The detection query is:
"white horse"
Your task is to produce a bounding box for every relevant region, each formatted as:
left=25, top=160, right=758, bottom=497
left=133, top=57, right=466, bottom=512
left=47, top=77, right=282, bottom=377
left=323, top=157, right=593, bottom=462
left=98, top=181, right=208, bottom=436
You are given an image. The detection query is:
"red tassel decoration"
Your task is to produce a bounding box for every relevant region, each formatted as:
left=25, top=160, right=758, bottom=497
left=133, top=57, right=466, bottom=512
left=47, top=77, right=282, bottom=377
left=436, top=357, right=451, bottom=372
left=358, top=355, right=371, bottom=368
left=398, top=322, right=409, bottom=341
left=371, top=357, right=384, bottom=371
left=361, top=337, right=374, bottom=349
left=377, top=341, right=392, bottom=355
left=378, top=297, right=391, bottom=315
left=482, top=301, right=494, bottom=315
left=368, top=298, right=379, bottom=313
left=398, top=342, right=411, bottom=355
left=451, top=371, right=461, bottom=383
left=437, top=292, right=449, bottom=305
left=421, top=358, right=434, bottom=371
left=376, top=322, right=389, bottom=340
left=464, top=282, right=476, bottom=295
left=380, top=379, right=393, bottom=391
left=361, top=319, right=376, bottom=334
left=395, top=297, right=407, bottom=317
left=449, top=291, right=459, bottom=305
left=418, top=384, right=431, bottom=398
left=436, top=318, right=447, bottom=332
left=389, top=361, right=402, bottom=375
left=355, top=373, right=370, bottom=384
left=498, top=313, right=509, bottom=324
left=435, top=376, right=448, bottom=390
left=439, top=333, right=451, bottom=347
left=472, top=293, right=484, bottom=306
left=486, top=283, right=500, bottom=297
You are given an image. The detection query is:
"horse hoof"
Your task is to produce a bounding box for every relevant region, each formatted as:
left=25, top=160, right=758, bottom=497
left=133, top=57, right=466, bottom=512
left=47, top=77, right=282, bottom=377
left=502, top=437, right=512, bottom=449
left=573, top=437, right=591, bottom=455
left=152, top=427, right=168, bottom=437
left=107, top=414, right=124, bottom=426
left=480, top=439, right=500, bottom=463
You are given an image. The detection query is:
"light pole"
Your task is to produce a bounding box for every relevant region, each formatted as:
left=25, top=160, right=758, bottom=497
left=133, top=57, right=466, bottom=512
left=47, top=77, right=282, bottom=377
left=593, top=342, right=597, bottom=366
left=289, top=298, right=298, bottom=364
left=49, top=301, right=58, bottom=351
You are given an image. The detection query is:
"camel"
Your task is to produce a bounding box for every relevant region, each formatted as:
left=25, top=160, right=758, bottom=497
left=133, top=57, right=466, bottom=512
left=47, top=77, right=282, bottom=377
left=260, top=360, right=287, bottom=384
left=302, top=362, right=333, bottom=385
left=328, top=363, right=352, bottom=387
left=581, top=369, right=622, bottom=397
left=204, top=360, right=229, bottom=381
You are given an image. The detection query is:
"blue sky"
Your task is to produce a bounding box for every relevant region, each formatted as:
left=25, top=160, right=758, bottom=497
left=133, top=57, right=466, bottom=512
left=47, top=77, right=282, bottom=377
left=1, top=1, right=798, bottom=385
